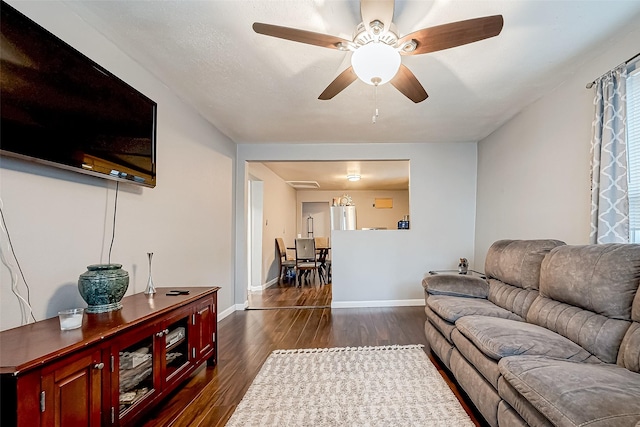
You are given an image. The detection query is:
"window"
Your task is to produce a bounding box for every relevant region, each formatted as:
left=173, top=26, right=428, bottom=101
left=627, top=64, right=640, bottom=242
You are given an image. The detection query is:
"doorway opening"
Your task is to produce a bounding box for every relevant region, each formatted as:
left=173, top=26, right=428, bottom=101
left=245, top=163, right=333, bottom=310
left=244, top=159, right=409, bottom=310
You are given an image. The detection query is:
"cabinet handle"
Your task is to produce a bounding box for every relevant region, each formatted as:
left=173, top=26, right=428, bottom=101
left=164, top=328, right=170, bottom=335
left=94, top=362, right=105, bottom=370
left=156, top=331, right=164, bottom=337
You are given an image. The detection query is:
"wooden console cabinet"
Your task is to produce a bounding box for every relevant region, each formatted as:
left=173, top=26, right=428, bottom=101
left=0, top=287, right=219, bottom=426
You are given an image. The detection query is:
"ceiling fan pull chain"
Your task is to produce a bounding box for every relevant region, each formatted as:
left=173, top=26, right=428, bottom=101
left=372, top=83, right=379, bottom=124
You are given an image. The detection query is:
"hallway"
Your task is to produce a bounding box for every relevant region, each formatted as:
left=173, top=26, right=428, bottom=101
left=247, top=278, right=331, bottom=309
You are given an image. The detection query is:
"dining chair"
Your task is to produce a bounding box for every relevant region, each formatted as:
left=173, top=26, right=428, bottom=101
left=295, top=238, right=318, bottom=287
left=276, top=238, right=295, bottom=284
left=316, top=248, right=331, bottom=284
left=314, top=237, right=330, bottom=284
left=314, top=236, right=329, bottom=249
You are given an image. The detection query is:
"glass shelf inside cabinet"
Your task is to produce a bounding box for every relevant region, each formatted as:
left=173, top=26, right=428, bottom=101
left=165, top=318, right=189, bottom=381
left=119, top=337, right=154, bottom=417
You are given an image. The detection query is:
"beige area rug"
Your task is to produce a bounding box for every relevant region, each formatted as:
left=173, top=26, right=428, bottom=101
left=226, top=345, right=475, bottom=426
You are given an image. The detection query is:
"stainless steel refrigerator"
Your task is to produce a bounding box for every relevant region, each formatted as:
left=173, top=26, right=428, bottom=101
left=330, top=205, right=356, bottom=230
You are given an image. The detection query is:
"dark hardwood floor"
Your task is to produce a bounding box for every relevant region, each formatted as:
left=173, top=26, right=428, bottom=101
left=140, top=305, right=488, bottom=427
left=247, top=275, right=332, bottom=309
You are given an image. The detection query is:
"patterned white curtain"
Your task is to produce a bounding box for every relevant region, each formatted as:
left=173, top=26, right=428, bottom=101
left=590, top=64, right=629, bottom=243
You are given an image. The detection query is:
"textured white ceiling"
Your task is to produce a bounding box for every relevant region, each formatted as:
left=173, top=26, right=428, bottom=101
left=62, top=0, right=640, bottom=144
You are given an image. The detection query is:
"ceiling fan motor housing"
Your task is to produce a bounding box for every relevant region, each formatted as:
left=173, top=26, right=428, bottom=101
left=353, top=21, right=399, bottom=47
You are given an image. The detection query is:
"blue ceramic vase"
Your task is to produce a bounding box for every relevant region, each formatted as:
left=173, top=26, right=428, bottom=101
left=78, top=264, right=129, bottom=313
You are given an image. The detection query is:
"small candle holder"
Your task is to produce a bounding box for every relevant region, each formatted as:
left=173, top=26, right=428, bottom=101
left=144, top=252, right=156, bottom=295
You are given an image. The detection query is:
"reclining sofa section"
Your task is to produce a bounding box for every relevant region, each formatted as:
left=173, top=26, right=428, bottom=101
left=423, top=239, right=640, bottom=427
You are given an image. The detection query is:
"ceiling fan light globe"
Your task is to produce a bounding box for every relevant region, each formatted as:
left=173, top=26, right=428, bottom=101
left=351, top=42, right=401, bottom=86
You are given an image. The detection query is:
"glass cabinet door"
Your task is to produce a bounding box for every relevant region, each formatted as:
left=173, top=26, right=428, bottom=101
left=163, top=315, right=190, bottom=384
left=118, top=333, right=155, bottom=419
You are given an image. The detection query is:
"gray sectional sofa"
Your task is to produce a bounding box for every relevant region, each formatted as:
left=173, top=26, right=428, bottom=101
left=422, top=239, right=640, bottom=427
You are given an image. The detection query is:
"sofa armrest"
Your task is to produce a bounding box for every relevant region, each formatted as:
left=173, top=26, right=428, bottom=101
left=422, top=274, right=489, bottom=298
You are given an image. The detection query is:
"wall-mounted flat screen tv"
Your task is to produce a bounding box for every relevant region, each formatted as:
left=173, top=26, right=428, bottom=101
left=0, top=1, right=157, bottom=188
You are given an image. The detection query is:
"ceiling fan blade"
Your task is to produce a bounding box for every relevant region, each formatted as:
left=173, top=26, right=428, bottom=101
left=399, top=15, right=503, bottom=55
left=390, top=65, right=428, bottom=103
left=318, top=67, right=358, bottom=100
left=360, top=0, right=395, bottom=34
left=253, top=22, right=351, bottom=50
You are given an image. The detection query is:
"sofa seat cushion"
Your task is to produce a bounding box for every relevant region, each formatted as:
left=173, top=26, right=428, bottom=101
left=498, top=376, right=553, bottom=427
left=499, top=355, right=640, bottom=427
left=451, top=329, right=502, bottom=389
left=619, top=322, right=640, bottom=372
left=425, top=305, right=456, bottom=342
left=456, top=316, right=597, bottom=362
left=424, top=321, right=455, bottom=369
left=427, top=295, right=521, bottom=324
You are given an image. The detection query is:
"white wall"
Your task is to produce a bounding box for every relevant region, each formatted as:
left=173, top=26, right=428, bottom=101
left=296, top=190, right=410, bottom=231
left=236, top=143, right=477, bottom=307
left=0, top=1, right=236, bottom=331
left=246, top=163, right=297, bottom=287
left=474, top=19, right=640, bottom=269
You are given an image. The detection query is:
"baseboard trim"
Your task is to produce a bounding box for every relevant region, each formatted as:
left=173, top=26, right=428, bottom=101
left=217, top=305, right=236, bottom=321
left=331, top=299, right=425, bottom=309
left=217, top=302, right=249, bottom=321
left=249, top=278, right=278, bottom=292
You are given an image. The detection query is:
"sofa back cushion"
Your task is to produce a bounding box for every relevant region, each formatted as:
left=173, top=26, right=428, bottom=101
left=528, top=243, right=640, bottom=364
left=484, top=239, right=566, bottom=290
left=538, top=244, right=640, bottom=318
left=618, top=290, right=640, bottom=372
left=484, top=239, right=565, bottom=318
left=488, top=279, right=539, bottom=320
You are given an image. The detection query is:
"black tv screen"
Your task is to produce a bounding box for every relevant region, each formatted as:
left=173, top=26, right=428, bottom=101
left=0, top=1, right=157, bottom=187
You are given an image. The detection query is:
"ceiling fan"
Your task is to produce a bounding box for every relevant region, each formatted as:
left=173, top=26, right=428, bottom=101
left=253, top=0, right=503, bottom=103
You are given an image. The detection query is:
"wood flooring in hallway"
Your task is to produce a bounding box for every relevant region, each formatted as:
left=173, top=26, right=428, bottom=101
left=247, top=276, right=332, bottom=309
left=140, top=305, right=487, bottom=427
